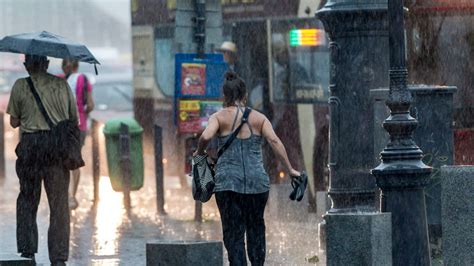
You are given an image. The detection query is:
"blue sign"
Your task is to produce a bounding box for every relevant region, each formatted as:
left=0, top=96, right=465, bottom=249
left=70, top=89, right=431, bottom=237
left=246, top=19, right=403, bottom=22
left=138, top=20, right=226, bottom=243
left=174, top=53, right=228, bottom=130
left=174, top=53, right=228, bottom=99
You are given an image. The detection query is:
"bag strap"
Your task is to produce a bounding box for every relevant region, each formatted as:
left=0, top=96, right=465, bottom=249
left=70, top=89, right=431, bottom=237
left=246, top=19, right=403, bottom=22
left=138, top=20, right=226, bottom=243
left=82, top=74, right=88, bottom=106
left=26, top=77, right=55, bottom=129
left=216, top=107, right=251, bottom=159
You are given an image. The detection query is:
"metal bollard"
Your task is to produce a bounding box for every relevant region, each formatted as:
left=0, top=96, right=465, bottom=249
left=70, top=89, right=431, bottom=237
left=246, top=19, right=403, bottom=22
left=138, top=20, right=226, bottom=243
left=194, top=201, right=203, bottom=222
left=0, top=112, right=5, bottom=179
left=119, top=123, right=132, bottom=210
left=191, top=135, right=202, bottom=222
left=154, top=125, right=167, bottom=215
left=91, top=119, right=100, bottom=203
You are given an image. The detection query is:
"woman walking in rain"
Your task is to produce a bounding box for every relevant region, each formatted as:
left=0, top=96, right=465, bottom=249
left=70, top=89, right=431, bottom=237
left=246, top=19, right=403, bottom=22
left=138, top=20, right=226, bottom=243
left=193, top=71, right=302, bottom=265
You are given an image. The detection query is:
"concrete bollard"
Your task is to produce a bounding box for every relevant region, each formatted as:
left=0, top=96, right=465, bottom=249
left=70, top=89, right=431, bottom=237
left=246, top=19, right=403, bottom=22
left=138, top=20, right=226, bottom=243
left=146, top=240, right=223, bottom=266
left=325, top=213, right=392, bottom=266
left=441, top=166, right=474, bottom=265
left=0, top=253, right=35, bottom=265
left=194, top=201, right=203, bottom=222
left=91, top=119, right=100, bottom=204
left=119, top=123, right=132, bottom=210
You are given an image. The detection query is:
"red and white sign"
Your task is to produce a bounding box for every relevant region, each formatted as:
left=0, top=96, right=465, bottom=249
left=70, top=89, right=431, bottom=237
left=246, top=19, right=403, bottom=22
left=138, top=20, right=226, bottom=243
left=181, top=63, right=206, bottom=96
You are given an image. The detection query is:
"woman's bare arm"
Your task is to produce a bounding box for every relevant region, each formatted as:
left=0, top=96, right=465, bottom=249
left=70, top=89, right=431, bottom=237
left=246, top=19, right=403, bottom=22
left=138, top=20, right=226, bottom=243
left=261, top=117, right=300, bottom=176
left=193, top=114, right=220, bottom=156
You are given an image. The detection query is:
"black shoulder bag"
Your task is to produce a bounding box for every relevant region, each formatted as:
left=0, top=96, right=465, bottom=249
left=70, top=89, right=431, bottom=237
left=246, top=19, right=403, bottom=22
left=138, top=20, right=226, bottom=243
left=26, top=77, right=85, bottom=170
left=192, top=107, right=251, bottom=202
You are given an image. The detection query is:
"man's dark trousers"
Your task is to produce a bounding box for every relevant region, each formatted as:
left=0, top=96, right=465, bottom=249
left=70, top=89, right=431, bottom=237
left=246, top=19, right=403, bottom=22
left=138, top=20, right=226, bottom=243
left=16, top=133, right=70, bottom=263
left=215, top=191, right=269, bottom=266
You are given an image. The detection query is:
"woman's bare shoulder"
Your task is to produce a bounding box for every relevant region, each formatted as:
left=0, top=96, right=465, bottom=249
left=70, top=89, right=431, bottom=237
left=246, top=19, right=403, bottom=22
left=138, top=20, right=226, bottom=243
left=212, top=108, right=233, bottom=122
left=249, top=109, right=267, bottom=120
left=214, top=108, right=231, bottom=117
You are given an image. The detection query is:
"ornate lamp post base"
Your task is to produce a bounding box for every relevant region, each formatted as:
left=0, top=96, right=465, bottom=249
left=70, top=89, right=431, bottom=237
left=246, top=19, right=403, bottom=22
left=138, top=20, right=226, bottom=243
left=371, top=0, right=432, bottom=264
left=372, top=168, right=432, bottom=265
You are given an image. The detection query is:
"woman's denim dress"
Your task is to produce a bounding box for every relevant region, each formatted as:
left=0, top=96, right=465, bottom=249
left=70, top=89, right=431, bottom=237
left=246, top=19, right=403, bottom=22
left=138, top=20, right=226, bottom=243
left=214, top=108, right=270, bottom=194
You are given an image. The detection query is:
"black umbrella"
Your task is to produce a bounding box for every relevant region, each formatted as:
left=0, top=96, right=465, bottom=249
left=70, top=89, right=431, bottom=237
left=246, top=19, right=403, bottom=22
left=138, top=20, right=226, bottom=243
left=0, top=31, right=100, bottom=73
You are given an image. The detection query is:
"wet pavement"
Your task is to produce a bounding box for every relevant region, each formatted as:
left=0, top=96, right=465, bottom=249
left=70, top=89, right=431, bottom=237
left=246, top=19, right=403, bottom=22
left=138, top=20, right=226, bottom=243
left=0, top=127, right=323, bottom=265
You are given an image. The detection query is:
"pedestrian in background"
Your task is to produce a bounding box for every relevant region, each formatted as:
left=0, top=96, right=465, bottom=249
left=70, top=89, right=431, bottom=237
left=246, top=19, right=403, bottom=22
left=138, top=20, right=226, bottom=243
left=61, top=59, right=94, bottom=210
left=217, top=41, right=240, bottom=74
left=7, top=54, right=77, bottom=265
left=193, top=71, right=301, bottom=265
left=208, top=41, right=241, bottom=157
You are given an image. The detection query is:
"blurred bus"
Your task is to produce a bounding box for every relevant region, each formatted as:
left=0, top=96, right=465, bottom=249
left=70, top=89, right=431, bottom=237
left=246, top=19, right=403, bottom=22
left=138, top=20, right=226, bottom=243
left=131, top=0, right=328, bottom=193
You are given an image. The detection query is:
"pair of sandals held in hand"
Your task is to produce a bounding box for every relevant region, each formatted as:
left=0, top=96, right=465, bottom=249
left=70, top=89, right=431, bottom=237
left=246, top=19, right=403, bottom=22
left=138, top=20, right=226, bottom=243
left=289, top=171, right=308, bottom=202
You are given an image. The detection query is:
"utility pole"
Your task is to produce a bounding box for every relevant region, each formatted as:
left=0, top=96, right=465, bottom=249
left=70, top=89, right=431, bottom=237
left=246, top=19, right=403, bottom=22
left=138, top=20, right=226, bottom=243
left=175, top=0, right=223, bottom=222
left=175, top=0, right=222, bottom=54
left=194, top=0, right=206, bottom=57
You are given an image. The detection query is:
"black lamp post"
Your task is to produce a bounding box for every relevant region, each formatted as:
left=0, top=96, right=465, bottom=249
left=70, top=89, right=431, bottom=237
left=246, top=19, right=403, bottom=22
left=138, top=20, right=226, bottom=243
left=371, top=0, right=432, bottom=264
left=316, top=0, right=388, bottom=214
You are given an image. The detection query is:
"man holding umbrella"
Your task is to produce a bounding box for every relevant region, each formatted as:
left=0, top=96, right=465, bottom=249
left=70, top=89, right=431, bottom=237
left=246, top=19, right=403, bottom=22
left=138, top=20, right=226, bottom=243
left=0, top=31, right=99, bottom=264
left=7, top=54, right=77, bottom=265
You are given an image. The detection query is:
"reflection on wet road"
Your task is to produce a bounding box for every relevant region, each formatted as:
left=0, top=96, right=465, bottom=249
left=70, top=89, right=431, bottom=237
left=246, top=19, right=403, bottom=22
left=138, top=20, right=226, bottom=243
left=94, top=177, right=123, bottom=256
left=0, top=127, right=322, bottom=265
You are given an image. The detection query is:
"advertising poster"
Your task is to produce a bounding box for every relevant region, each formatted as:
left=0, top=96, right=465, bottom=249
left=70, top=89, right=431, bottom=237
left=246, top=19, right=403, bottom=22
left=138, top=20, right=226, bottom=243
left=178, top=100, right=201, bottom=133
left=178, top=100, right=223, bottom=133
left=181, top=63, right=206, bottom=95
left=200, top=101, right=223, bottom=128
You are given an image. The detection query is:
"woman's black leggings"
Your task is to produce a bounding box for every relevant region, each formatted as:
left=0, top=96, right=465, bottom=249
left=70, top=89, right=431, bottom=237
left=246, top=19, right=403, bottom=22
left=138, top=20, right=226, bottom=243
left=215, top=191, right=269, bottom=266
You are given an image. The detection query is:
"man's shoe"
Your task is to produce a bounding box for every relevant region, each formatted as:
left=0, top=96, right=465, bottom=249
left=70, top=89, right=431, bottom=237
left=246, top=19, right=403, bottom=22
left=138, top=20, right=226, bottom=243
left=20, top=253, right=35, bottom=261
left=52, top=260, right=66, bottom=266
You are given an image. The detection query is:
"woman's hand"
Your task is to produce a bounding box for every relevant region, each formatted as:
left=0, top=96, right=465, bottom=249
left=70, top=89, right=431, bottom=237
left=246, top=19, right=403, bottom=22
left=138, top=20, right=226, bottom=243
left=289, top=168, right=301, bottom=177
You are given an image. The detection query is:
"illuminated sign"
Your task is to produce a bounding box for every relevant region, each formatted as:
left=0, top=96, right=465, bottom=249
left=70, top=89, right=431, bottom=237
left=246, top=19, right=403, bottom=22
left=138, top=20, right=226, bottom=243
left=289, top=29, right=325, bottom=47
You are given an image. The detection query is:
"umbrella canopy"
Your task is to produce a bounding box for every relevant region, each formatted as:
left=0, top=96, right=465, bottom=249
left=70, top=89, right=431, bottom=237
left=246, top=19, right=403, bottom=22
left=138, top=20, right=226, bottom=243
left=0, top=31, right=100, bottom=65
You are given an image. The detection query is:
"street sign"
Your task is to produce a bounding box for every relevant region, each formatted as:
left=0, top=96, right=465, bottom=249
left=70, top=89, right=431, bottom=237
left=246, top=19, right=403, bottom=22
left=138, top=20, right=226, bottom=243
left=175, top=53, right=227, bottom=99
left=181, top=63, right=206, bottom=95
left=175, top=53, right=227, bottom=133
left=178, top=100, right=201, bottom=133
left=178, top=99, right=222, bottom=133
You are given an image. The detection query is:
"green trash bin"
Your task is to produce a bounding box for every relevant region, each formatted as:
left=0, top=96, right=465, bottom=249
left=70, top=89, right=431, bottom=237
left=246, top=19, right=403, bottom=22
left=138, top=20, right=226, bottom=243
left=103, top=118, right=144, bottom=192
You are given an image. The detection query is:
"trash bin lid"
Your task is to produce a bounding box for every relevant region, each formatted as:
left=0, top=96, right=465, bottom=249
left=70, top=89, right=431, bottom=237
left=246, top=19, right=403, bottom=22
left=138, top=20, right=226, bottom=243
left=103, top=117, right=144, bottom=136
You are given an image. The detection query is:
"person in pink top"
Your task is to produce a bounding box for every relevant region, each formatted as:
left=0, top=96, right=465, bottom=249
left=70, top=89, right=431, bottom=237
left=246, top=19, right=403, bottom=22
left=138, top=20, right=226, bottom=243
left=61, top=59, right=94, bottom=209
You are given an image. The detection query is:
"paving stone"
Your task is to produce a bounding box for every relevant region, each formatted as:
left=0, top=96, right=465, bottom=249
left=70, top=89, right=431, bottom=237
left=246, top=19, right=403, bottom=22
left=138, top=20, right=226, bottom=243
left=0, top=254, right=35, bottom=266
